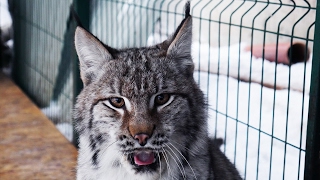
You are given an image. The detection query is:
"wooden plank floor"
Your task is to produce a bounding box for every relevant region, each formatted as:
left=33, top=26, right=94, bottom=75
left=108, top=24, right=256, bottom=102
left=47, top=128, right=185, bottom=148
left=0, top=72, right=78, bottom=180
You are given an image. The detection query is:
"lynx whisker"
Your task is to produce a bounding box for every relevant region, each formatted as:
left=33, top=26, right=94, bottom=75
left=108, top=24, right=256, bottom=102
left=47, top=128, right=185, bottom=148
left=170, top=140, right=198, bottom=156
left=169, top=142, right=198, bottom=180
left=100, top=140, right=118, bottom=155
left=165, top=146, right=186, bottom=180
left=165, top=144, right=187, bottom=180
left=157, top=151, right=162, bottom=180
left=162, top=147, right=177, bottom=180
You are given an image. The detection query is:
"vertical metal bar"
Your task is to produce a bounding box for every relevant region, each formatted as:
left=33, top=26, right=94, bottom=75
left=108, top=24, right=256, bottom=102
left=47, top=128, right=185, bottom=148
left=300, top=21, right=314, bottom=180
left=106, top=1, right=114, bottom=45
left=270, top=2, right=296, bottom=180
left=199, top=0, right=211, bottom=104
left=99, top=0, right=103, bottom=44
left=230, top=0, right=245, bottom=168
left=209, top=0, right=223, bottom=141
left=305, top=1, right=320, bottom=179
left=226, top=1, right=243, bottom=166
left=191, top=0, right=202, bottom=82
left=72, top=0, right=90, bottom=147
left=236, top=2, right=258, bottom=178
left=125, top=1, right=130, bottom=46
left=122, top=1, right=127, bottom=47
left=247, top=3, right=268, bottom=179
left=218, top=1, right=233, bottom=155
left=139, top=1, right=142, bottom=47
left=145, top=0, right=152, bottom=46
left=286, top=1, right=311, bottom=179
left=224, top=0, right=236, bottom=156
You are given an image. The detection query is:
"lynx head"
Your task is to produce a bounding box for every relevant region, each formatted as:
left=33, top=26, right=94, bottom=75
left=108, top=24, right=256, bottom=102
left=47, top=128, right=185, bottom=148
left=74, top=2, right=208, bottom=179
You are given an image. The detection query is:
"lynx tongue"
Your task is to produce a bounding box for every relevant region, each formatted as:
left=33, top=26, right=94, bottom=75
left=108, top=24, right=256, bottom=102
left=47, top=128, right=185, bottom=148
left=133, top=151, right=155, bottom=166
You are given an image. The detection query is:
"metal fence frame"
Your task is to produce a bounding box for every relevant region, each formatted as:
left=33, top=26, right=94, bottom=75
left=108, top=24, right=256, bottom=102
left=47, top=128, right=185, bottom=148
left=305, top=1, right=320, bottom=179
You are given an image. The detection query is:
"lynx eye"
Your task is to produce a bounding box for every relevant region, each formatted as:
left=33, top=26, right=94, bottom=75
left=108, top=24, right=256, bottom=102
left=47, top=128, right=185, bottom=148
left=155, top=94, right=170, bottom=105
left=109, top=97, right=125, bottom=108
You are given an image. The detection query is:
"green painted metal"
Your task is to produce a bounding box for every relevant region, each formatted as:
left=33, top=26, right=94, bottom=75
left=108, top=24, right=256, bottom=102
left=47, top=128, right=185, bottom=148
left=72, top=0, right=90, bottom=147
left=305, top=1, right=320, bottom=179
left=11, top=0, right=75, bottom=144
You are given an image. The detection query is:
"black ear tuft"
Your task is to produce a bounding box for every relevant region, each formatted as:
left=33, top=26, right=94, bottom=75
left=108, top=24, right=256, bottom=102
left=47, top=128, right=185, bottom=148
left=70, top=4, right=84, bottom=28
left=161, top=1, right=193, bottom=75
left=171, top=1, right=192, bottom=40
left=185, top=1, right=190, bottom=18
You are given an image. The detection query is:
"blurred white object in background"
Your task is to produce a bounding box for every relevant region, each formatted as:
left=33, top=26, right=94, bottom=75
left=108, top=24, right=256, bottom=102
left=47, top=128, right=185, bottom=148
left=0, top=0, right=13, bottom=76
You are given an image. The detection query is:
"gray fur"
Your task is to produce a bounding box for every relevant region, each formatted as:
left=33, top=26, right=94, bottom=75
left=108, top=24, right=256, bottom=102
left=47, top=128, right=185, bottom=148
left=74, top=2, right=242, bottom=180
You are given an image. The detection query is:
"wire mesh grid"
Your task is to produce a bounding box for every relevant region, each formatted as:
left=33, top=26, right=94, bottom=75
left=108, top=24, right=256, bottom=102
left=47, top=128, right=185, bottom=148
left=11, top=0, right=75, bottom=142
left=6, top=0, right=319, bottom=179
left=89, top=0, right=315, bottom=179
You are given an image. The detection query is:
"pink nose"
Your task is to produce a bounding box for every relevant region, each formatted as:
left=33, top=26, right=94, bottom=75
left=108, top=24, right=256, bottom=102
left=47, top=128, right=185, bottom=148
left=134, top=133, right=149, bottom=146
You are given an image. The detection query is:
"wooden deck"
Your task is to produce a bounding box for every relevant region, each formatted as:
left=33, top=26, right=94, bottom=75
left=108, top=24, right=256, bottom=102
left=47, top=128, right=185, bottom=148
left=0, top=72, right=78, bottom=180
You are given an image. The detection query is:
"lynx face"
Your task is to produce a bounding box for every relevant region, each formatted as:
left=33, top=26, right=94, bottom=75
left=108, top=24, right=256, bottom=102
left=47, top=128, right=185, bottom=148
left=74, top=2, right=211, bottom=180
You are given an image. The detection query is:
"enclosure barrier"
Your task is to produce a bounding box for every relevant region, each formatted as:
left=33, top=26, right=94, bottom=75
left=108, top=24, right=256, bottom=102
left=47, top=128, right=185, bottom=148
left=8, top=0, right=320, bottom=179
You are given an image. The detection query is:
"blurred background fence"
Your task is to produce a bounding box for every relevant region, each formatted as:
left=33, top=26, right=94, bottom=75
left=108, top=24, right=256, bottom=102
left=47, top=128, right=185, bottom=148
left=2, top=0, right=319, bottom=179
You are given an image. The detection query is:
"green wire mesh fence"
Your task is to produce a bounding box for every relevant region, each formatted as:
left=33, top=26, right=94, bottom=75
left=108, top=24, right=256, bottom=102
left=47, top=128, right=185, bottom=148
left=11, top=0, right=75, bottom=142
left=7, top=0, right=320, bottom=179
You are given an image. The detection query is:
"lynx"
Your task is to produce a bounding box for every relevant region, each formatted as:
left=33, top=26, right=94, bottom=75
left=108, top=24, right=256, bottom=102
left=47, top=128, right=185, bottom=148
left=73, top=2, right=241, bottom=180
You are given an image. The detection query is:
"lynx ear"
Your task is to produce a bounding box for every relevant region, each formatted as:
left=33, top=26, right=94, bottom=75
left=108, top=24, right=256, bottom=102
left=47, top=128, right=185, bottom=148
left=74, top=26, right=113, bottom=85
left=166, top=2, right=193, bottom=72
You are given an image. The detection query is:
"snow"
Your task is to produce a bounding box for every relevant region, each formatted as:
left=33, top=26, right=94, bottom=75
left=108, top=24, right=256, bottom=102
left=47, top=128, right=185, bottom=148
left=192, top=42, right=312, bottom=94
left=194, top=71, right=307, bottom=179
left=193, top=43, right=309, bottom=179
left=0, top=0, right=12, bottom=29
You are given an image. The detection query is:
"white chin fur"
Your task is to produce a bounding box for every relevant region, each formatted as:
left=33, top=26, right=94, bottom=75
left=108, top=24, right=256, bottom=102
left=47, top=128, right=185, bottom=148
left=77, top=136, right=163, bottom=180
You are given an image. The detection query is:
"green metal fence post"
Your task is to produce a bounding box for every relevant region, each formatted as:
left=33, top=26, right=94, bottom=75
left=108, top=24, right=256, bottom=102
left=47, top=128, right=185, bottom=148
left=72, top=0, right=90, bottom=147
left=305, top=1, right=320, bottom=179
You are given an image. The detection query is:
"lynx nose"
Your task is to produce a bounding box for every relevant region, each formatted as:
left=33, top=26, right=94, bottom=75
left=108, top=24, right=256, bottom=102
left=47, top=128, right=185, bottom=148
left=134, top=133, right=149, bottom=146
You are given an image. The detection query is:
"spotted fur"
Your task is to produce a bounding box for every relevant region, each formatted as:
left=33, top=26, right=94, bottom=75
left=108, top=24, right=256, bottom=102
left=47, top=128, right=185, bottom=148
left=74, top=2, right=241, bottom=180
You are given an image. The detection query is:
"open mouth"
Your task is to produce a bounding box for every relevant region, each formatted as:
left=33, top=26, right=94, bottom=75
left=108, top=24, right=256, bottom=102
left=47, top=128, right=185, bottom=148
left=128, top=149, right=161, bottom=172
